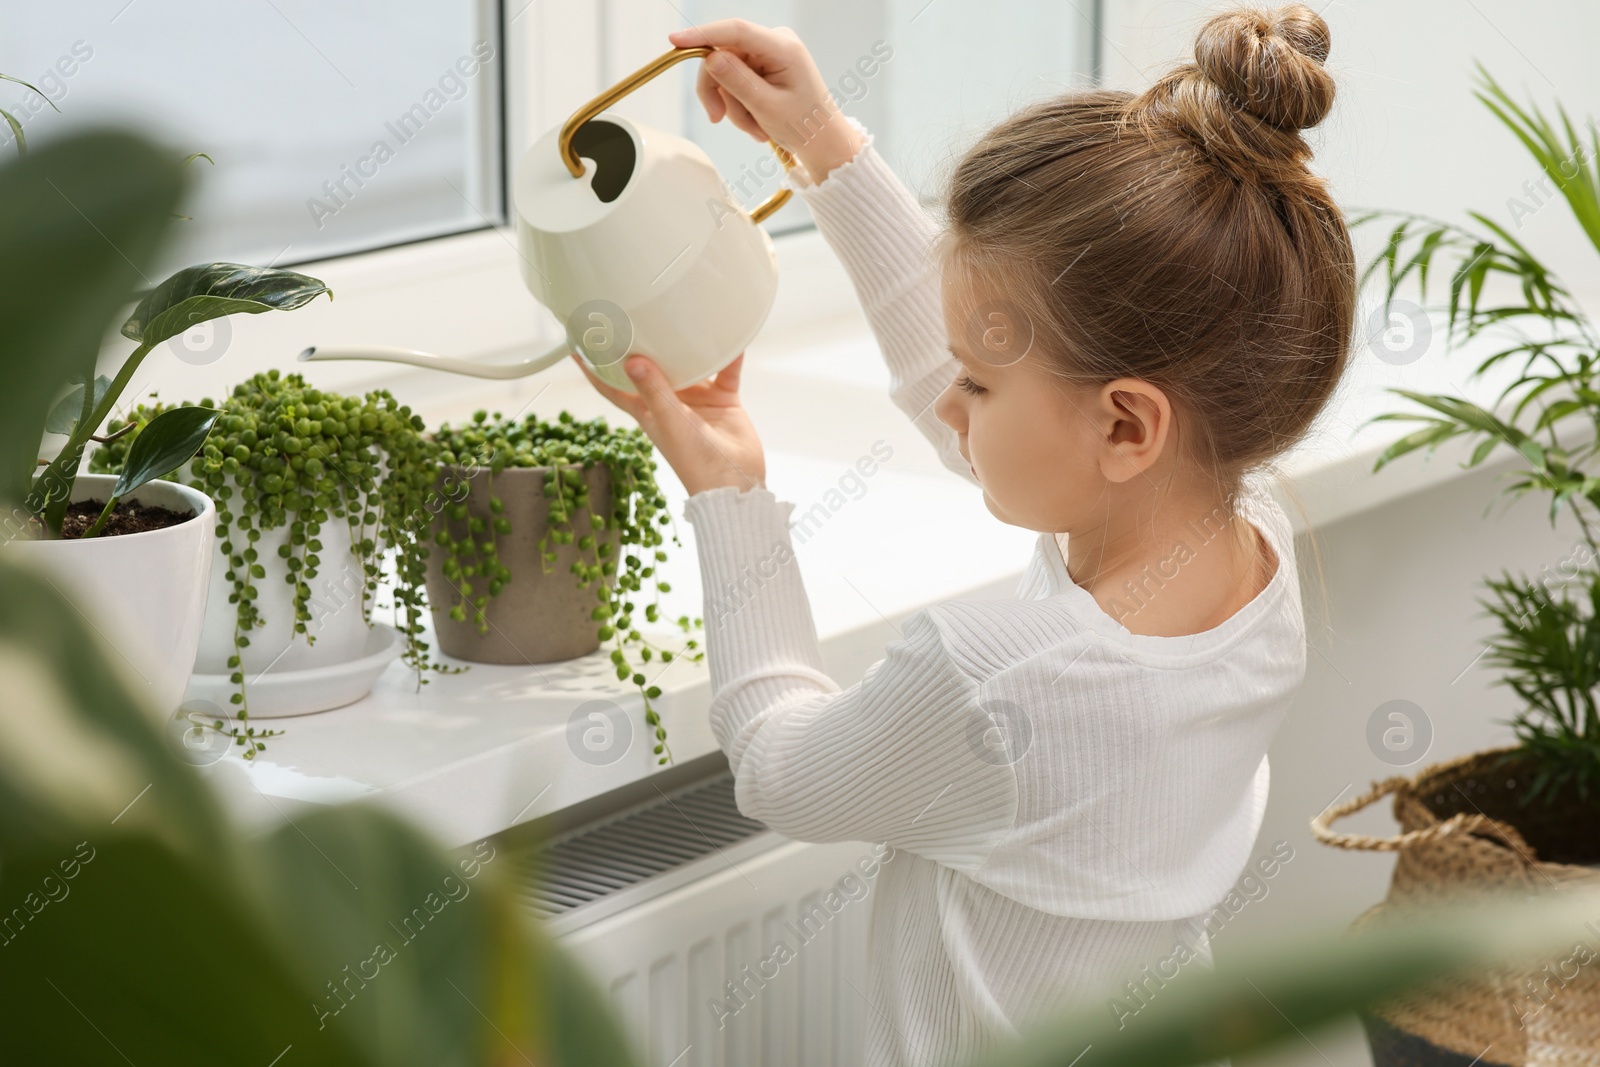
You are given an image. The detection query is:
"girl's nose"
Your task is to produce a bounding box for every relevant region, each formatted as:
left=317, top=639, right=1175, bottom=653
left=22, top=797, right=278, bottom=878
left=933, top=375, right=966, bottom=433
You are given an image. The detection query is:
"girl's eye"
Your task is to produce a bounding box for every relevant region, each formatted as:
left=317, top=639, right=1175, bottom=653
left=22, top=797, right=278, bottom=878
left=955, top=373, right=985, bottom=396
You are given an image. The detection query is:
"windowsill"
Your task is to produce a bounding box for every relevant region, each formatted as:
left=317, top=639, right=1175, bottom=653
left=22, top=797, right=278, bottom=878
left=197, top=223, right=1575, bottom=847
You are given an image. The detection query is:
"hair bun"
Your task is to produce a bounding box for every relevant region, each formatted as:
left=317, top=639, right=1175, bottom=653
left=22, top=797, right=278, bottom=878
left=1193, top=4, right=1334, bottom=130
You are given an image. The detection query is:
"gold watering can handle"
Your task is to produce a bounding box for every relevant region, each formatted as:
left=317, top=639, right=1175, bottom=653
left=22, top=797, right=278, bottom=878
left=557, top=45, right=796, bottom=224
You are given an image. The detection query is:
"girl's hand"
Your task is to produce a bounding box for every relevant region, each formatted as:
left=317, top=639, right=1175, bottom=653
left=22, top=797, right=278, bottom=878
left=668, top=21, right=864, bottom=184
left=571, top=352, right=767, bottom=498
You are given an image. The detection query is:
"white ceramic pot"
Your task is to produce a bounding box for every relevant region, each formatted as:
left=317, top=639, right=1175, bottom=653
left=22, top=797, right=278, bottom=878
left=4, top=474, right=215, bottom=723
left=193, top=510, right=371, bottom=677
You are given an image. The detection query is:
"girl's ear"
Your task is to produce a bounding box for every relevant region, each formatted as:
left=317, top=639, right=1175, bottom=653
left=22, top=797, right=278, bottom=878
left=1094, top=378, right=1173, bottom=484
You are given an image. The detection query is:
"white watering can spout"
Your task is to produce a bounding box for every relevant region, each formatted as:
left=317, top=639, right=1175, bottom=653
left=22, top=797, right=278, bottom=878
left=300, top=46, right=795, bottom=396
left=298, top=344, right=569, bottom=380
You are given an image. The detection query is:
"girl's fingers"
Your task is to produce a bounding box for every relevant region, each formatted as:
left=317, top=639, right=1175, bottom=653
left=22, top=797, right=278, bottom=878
left=624, top=356, right=680, bottom=423
left=717, top=87, right=766, bottom=142
left=669, top=20, right=795, bottom=68
left=702, top=48, right=782, bottom=120
left=694, top=63, right=726, bottom=123
left=570, top=354, right=647, bottom=421
left=713, top=353, right=745, bottom=395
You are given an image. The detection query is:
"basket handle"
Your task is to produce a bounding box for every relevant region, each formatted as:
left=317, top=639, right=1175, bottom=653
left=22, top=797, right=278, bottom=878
left=1310, top=775, right=1536, bottom=856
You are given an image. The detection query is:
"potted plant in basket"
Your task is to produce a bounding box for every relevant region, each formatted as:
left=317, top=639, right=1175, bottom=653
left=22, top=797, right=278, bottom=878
left=0, top=119, right=328, bottom=733
left=1312, top=65, right=1600, bottom=1066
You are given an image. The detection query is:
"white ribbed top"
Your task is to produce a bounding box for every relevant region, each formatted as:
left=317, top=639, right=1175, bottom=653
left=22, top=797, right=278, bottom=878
left=680, top=121, right=1307, bottom=1067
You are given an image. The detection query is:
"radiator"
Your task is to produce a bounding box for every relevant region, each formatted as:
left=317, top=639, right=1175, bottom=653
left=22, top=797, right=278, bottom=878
left=503, top=771, right=877, bottom=1067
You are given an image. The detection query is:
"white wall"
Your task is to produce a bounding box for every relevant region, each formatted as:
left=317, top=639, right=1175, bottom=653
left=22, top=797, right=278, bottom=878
left=1102, top=0, right=1600, bottom=310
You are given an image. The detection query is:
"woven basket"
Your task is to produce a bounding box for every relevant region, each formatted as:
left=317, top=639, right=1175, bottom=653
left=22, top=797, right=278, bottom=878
left=1311, top=746, right=1600, bottom=1067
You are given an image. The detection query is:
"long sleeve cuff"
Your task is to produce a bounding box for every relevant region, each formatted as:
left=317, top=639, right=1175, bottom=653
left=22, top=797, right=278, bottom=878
left=783, top=116, right=943, bottom=307
left=680, top=486, right=839, bottom=739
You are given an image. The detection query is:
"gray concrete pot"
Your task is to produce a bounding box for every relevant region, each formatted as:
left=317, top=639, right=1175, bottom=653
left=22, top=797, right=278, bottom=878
left=424, top=464, right=621, bottom=664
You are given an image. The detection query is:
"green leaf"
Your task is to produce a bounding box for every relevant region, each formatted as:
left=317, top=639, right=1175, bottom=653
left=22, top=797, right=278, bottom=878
left=1371, top=421, right=1459, bottom=470
left=0, top=71, right=58, bottom=110
left=43, top=374, right=112, bottom=435
left=0, top=76, right=57, bottom=158
left=0, top=562, right=227, bottom=855
left=111, top=405, right=219, bottom=498
left=0, top=105, right=24, bottom=156
left=121, top=263, right=331, bottom=347
left=0, top=835, right=365, bottom=1065
left=1469, top=435, right=1500, bottom=467
left=1475, top=63, right=1600, bottom=258
left=0, top=131, right=186, bottom=517
left=0, top=556, right=643, bottom=1067
left=1412, top=227, right=1446, bottom=294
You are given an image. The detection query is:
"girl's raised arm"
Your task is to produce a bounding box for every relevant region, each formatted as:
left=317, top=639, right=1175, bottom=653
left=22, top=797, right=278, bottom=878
left=786, top=126, right=977, bottom=485
left=673, top=22, right=978, bottom=486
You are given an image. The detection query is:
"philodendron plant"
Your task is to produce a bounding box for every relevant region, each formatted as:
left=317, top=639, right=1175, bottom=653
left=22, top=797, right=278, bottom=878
left=27, top=265, right=332, bottom=541
left=0, top=67, right=331, bottom=542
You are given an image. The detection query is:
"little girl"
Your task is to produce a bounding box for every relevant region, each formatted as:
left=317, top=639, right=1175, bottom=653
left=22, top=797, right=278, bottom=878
left=575, top=6, right=1354, bottom=1064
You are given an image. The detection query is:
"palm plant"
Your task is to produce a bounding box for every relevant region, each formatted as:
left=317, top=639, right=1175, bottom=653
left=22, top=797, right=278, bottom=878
left=1362, top=63, right=1600, bottom=805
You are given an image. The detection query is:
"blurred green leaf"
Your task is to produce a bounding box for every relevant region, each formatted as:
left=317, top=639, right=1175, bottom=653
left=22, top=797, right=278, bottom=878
left=0, top=129, right=185, bottom=511
left=978, top=889, right=1600, bottom=1067
left=44, top=375, right=112, bottom=436
left=0, top=836, right=365, bottom=1065
left=0, top=556, right=640, bottom=1066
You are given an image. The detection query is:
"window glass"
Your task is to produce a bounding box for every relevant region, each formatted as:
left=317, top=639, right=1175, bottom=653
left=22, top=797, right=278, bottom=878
left=679, top=1, right=1094, bottom=232
left=5, top=1, right=502, bottom=271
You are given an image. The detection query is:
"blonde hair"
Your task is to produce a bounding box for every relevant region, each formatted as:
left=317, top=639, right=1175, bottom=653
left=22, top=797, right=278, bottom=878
left=938, top=3, right=1355, bottom=507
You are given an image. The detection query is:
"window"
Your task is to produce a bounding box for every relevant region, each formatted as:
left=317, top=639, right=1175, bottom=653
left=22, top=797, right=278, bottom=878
left=5, top=0, right=503, bottom=272
left=4, top=2, right=1099, bottom=395
left=675, top=1, right=1100, bottom=232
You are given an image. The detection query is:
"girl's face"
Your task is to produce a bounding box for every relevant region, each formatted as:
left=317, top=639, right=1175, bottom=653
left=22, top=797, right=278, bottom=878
left=932, top=267, right=1176, bottom=535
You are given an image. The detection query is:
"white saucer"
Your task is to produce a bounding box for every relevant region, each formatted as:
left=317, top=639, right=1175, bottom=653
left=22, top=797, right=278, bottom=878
left=183, top=623, right=405, bottom=719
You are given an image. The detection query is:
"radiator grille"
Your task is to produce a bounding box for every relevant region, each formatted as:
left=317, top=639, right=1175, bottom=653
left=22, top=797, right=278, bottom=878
left=508, top=772, right=768, bottom=920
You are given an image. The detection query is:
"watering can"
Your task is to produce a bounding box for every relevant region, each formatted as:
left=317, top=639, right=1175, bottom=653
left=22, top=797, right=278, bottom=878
left=300, top=46, right=794, bottom=394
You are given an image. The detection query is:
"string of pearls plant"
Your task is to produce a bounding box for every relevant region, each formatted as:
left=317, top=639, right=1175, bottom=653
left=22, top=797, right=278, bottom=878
left=94, top=375, right=701, bottom=764
left=430, top=410, right=702, bottom=764
left=92, top=370, right=442, bottom=757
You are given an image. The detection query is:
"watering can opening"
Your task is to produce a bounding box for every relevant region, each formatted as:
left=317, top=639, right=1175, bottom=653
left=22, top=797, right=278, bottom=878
left=570, top=119, right=635, bottom=205
left=299, top=46, right=794, bottom=391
